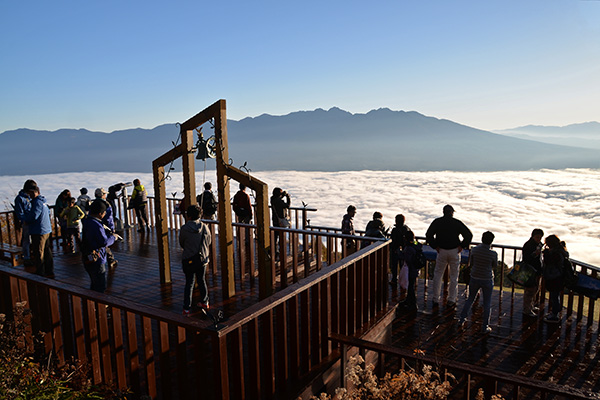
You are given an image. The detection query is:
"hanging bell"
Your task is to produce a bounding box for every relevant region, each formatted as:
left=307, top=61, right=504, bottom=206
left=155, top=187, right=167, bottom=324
left=195, top=134, right=217, bottom=160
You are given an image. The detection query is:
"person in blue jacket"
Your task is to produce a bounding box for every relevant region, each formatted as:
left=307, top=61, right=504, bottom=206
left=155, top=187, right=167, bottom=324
left=81, top=200, right=118, bottom=293
left=13, top=179, right=37, bottom=265
left=24, top=185, right=54, bottom=277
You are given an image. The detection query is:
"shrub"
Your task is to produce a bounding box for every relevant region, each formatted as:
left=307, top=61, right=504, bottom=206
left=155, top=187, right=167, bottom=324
left=0, top=301, right=129, bottom=400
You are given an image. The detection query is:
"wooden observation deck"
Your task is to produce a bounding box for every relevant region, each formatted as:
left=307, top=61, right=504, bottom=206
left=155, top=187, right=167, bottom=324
left=1, top=204, right=600, bottom=400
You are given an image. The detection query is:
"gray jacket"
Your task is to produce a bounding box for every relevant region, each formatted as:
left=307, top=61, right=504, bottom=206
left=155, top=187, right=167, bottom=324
left=179, top=219, right=211, bottom=261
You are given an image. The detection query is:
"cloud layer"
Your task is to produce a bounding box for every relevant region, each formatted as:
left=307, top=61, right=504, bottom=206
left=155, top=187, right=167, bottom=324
left=1, top=168, right=599, bottom=266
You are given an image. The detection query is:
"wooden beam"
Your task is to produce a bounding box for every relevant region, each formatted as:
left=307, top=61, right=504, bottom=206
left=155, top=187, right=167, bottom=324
left=152, top=163, right=171, bottom=283
left=226, top=165, right=273, bottom=298
left=214, top=100, right=236, bottom=299
left=179, top=100, right=224, bottom=132
left=180, top=129, right=196, bottom=209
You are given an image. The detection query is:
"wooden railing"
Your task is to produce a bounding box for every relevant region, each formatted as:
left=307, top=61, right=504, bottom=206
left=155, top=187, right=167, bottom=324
left=0, top=239, right=390, bottom=400
left=309, top=226, right=600, bottom=324
left=328, top=333, right=597, bottom=400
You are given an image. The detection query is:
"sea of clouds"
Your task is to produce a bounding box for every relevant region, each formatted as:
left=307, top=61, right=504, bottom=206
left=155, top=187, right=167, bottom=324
left=1, top=169, right=599, bottom=266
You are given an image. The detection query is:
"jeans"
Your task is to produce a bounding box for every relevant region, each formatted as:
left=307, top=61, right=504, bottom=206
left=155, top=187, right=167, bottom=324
left=183, top=260, right=209, bottom=310
left=549, top=290, right=561, bottom=317
left=431, top=248, right=460, bottom=303
left=460, top=277, right=493, bottom=327
left=85, top=262, right=108, bottom=293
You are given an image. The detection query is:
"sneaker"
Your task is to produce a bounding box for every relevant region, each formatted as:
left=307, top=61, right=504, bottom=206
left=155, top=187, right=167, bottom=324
left=182, top=309, right=191, bottom=316
left=532, top=306, right=540, bottom=312
left=197, top=302, right=210, bottom=310
left=483, top=325, right=492, bottom=333
left=522, top=310, right=537, bottom=317
left=544, top=315, right=560, bottom=324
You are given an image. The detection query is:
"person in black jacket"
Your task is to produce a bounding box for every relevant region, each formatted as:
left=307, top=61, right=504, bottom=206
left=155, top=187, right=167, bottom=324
left=389, top=214, right=411, bottom=285
left=425, top=205, right=473, bottom=308
left=522, top=228, right=544, bottom=317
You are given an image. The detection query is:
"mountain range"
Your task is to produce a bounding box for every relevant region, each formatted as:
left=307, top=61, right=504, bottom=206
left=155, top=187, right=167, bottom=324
left=1, top=107, right=598, bottom=175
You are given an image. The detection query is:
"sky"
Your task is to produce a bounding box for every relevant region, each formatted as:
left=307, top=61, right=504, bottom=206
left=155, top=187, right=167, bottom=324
left=1, top=168, right=599, bottom=267
left=1, top=1, right=599, bottom=134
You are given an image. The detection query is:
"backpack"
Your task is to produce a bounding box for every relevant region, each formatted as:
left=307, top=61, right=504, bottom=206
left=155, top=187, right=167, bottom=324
left=414, top=243, right=427, bottom=269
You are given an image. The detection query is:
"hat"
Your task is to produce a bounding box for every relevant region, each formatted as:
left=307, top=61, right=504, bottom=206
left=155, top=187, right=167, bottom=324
left=89, top=199, right=107, bottom=214
left=95, top=187, right=108, bottom=198
left=443, top=204, right=455, bottom=214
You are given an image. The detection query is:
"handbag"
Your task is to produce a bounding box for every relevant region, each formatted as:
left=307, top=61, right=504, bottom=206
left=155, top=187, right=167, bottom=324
left=508, top=261, right=538, bottom=287
left=278, top=216, right=291, bottom=228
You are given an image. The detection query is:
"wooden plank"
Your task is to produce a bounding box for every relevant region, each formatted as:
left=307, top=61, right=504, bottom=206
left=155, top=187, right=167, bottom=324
left=58, top=292, right=74, bottom=359
left=126, top=311, right=141, bottom=393
left=261, top=310, right=276, bottom=398
left=98, top=304, right=113, bottom=384
left=320, top=278, right=330, bottom=359
left=111, top=308, right=127, bottom=390
left=288, top=296, right=300, bottom=380
left=275, top=303, right=288, bottom=395
left=142, top=316, right=157, bottom=399
left=159, top=321, right=172, bottom=400
left=292, top=231, right=299, bottom=282
left=279, top=231, right=288, bottom=289
left=72, top=296, right=87, bottom=362
left=310, top=284, right=321, bottom=366
left=247, top=319, right=261, bottom=399
left=86, top=299, right=102, bottom=384
left=230, top=327, right=246, bottom=400
left=176, top=327, right=189, bottom=399
left=48, top=288, right=65, bottom=366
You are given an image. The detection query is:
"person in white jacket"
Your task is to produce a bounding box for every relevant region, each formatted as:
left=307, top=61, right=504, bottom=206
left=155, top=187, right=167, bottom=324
left=179, top=205, right=212, bottom=316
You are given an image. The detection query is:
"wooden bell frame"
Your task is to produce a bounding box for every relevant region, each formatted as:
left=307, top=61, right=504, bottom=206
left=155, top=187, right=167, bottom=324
left=152, top=99, right=273, bottom=299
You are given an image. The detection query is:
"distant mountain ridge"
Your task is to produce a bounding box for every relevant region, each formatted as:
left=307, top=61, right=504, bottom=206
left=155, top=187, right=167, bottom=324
left=1, top=108, right=599, bottom=175
left=493, top=121, right=600, bottom=149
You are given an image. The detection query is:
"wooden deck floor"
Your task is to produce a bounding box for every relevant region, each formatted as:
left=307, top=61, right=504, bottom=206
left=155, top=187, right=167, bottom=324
left=5, top=227, right=600, bottom=397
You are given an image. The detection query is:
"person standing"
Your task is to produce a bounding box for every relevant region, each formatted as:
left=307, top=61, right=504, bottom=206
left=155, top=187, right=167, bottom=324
left=389, top=214, right=411, bottom=284
left=271, top=187, right=291, bottom=227
left=130, top=178, right=149, bottom=232
left=522, top=228, right=544, bottom=317
left=426, top=204, right=473, bottom=308
left=24, top=185, right=54, bottom=278
left=459, top=231, right=498, bottom=333
left=341, top=205, right=357, bottom=254
left=180, top=205, right=212, bottom=315
left=55, top=189, right=72, bottom=247
left=401, top=230, right=421, bottom=312
left=93, top=188, right=118, bottom=268
left=76, top=188, right=92, bottom=213
left=59, top=197, right=85, bottom=253
left=14, top=179, right=37, bottom=265
left=81, top=201, right=118, bottom=293
left=542, top=235, right=569, bottom=324
left=196, top=182, right=218, bottom=220
left=232, top=183, right=253, bottom=224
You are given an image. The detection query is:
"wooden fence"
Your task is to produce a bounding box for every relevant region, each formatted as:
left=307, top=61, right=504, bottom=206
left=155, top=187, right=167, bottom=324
left=0, top=240, right=390, bottom=400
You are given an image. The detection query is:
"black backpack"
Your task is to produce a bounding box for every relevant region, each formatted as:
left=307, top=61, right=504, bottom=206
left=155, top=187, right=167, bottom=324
left=413, top=243, right=427, bottom=269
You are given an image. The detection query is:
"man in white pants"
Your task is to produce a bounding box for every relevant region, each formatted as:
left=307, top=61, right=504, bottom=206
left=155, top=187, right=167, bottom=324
left=426, top=205, right=473, bottom=309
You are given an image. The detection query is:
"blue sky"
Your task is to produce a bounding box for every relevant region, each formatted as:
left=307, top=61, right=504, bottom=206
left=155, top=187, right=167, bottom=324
left=1, top=0, right=599, bottom=133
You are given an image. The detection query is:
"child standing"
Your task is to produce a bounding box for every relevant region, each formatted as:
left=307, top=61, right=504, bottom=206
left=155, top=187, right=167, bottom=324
left=60, top=197, right=86, bottom=253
